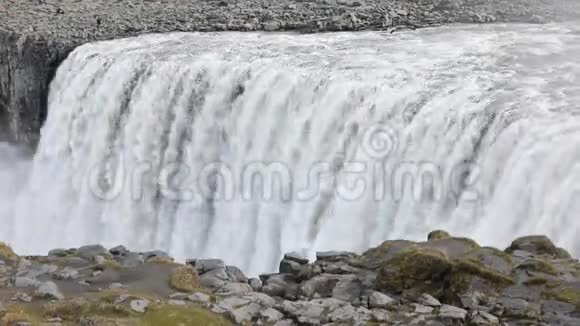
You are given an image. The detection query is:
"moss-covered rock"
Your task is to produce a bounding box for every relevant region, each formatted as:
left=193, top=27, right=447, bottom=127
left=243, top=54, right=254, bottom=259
left=0, top=241, right=17, bottom=262
left=170, top=266, right=203, bottom=293
left=428, top=230, right=451, bottom=241
left=506, top=235, right=567, bottom=258
left=543, top=285, right=580, bottom=308
left=357, top=240, right=416, bottom=270
left=516, top=258, right=559, bottom=276
left=421, top=237, right=480, bottom=259
left=376, top=247, right=452, bottom=296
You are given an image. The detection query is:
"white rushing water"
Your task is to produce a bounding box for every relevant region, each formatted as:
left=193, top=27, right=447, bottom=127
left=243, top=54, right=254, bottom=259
left=2, top=23, right=580, bottom=275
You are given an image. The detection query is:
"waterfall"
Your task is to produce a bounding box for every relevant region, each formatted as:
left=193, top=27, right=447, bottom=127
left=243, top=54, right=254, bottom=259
left=3, top=23, right=580, bottom=275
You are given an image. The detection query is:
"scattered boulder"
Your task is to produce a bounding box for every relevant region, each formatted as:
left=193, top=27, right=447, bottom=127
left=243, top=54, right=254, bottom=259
left=188, top=259, right=226, bottom=274
left=35, top=281, right=64, bottom=300
left=76, top=245, right=110, bottom=261
left=506, top=235, right=568, bottom=258
left=170, top=266, right=202, bottom=292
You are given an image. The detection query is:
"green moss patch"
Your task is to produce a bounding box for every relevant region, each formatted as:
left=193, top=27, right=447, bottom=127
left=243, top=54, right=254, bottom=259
left=170, top=265, right=203, bottom=292
left=141, top=305, right=230, bottom=326
left=428, top=230, right=451, bottom=241
left=516, top=258, right=559, bottom=276
left=0, top=241, right=17, bottom=262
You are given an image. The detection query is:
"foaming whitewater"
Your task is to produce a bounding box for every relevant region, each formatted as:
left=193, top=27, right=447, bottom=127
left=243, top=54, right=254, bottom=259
left=3, top=23, right=580, bottom=275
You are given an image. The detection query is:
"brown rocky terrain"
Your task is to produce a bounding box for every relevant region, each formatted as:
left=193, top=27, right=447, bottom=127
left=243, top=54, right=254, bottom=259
left=2, top=231, right=580, bottom=325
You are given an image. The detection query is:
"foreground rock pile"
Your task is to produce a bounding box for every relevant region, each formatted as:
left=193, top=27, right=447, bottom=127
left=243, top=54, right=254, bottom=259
left=2, top=0, right=580, bottom=144
left=2, top=231, right=580, bottom=325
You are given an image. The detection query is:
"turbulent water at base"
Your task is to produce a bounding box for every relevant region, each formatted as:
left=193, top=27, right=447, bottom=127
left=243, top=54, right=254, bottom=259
left=2, top=23, right=580, bottom=275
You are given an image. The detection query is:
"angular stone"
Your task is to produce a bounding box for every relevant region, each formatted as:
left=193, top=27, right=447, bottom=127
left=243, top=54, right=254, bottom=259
left=279, top=259, right=303, bottom=275
left=216, top=282, right=253, bottom=296
left=249, top=277, right=262, bottom=292
left=263, top=274, right=298, bottom=299
left=226, top=302, right=262, bottom=323
left=226, top=265, right=248, bottom=283
left=299, top=274, right=362, bottom=302
left=316, top=251, right=356, bottom=262
left=418, top=293, right=441, bottom=307
left=200, top=268, right=230, bottom=289
left=189, top=259, right=226, bottom=274
left=259, top=307, right=284, bottom=323
left=367, top=290, right=396, bottom=309
left=413, top=303, right=434, bottom=314
left=438, top=304, right=467, bottom=321
left=468, top=310, right=500, bottom=325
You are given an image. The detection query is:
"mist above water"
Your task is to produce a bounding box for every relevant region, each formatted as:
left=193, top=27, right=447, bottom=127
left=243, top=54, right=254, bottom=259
left=0, top=143, right=31, bottom=229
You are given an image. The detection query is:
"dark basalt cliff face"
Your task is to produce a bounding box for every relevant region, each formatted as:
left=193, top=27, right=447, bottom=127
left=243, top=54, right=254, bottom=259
left=1, top=0, right=579, bottom=145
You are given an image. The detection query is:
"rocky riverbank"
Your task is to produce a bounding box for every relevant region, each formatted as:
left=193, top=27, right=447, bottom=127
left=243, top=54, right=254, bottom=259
left=2, top=231, right=580, bottom=325
left=2, top=0, right=580, bottom=144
